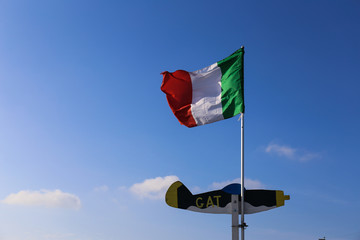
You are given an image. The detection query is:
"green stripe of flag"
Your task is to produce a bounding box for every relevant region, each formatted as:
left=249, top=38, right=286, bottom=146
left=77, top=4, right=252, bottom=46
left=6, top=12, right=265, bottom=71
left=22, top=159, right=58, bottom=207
left=218, top=48, right=245, bottom=118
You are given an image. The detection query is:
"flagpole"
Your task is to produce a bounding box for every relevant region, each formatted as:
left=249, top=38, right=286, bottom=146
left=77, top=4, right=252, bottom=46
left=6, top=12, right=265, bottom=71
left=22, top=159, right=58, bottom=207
left=240, top=112, right=246, bottom=240
left=240, top=45, right=246, bottom=240
left=231, top=194, right=239, bottom=240
left=232, top=46, right=245, bottom=240
left=233, top=112, right=245, bottom=240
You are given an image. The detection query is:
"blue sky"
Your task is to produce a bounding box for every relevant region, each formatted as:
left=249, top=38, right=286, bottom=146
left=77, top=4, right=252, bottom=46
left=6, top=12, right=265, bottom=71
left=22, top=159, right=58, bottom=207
left=0, top=0, right=359, bottom=239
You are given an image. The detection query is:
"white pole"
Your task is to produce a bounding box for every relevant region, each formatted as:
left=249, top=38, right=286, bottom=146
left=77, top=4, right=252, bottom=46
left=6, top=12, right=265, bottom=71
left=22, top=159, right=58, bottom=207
left=232, top=113, right=245, bottom=240
left=231, top=195, right=239, bottom=240
left=240, top=113, right=245, bottom=240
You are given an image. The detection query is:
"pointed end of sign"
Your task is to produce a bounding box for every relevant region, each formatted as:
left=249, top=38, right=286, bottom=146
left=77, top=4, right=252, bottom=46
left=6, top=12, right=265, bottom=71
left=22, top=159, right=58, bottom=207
left=276, top=191, right=290, bottom=207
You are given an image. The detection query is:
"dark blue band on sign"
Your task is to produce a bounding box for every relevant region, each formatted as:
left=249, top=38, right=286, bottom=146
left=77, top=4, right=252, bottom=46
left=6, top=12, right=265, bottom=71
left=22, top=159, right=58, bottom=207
left=221, top=183, right=244, bottom=195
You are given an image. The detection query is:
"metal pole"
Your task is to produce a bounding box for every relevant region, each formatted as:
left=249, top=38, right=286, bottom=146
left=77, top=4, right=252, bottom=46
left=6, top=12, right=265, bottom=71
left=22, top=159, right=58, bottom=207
left=240, top=113, right=246, bottom=240
left=231, top=195, right=239, bottom=240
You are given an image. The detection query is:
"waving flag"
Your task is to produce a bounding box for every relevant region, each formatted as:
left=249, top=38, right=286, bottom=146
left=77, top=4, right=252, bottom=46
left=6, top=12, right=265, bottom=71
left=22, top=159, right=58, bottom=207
left=161, top=48, right=244, bottom=128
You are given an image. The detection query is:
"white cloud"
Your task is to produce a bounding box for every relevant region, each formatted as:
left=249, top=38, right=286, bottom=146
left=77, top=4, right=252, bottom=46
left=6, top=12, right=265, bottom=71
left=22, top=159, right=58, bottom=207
left=266, top=143, right=296, bottom=158
left=265, top=143, right=321, bottom=162
left=210, top=178, right=265, bottom=190
left=129, top=176, right=263, bottom=200
left=129, top=175, right=179, bottom=200
left=2, top=189, right=81, bottom=210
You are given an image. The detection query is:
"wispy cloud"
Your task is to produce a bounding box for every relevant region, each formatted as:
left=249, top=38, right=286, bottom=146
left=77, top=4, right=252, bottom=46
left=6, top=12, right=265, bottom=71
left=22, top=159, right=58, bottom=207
left=210, top=178, right=265, bottom=190
left=129, top=175, right=179, bottom=200
left=265, top=143, right=321, bottom=162
left=266, top=143, right=296, bottom=158
left=129, top=176, right=264, bottom=200
left=2, top=189, right=81, bottom=210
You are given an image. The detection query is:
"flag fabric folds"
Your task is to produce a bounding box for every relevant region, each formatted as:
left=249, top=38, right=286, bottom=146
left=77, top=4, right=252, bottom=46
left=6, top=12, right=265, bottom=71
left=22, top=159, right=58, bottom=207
left=161, top=48, right=245, bottom=128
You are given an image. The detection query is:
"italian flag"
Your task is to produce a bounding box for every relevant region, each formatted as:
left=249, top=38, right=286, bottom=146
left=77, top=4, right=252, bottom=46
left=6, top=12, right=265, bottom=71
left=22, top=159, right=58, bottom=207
left=161, top=48, right=245, bottom=128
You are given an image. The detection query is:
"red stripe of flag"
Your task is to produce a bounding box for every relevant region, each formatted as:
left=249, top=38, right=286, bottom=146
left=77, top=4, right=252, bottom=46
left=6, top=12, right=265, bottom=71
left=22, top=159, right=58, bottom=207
left=161, top=70, right=197, bottom=127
